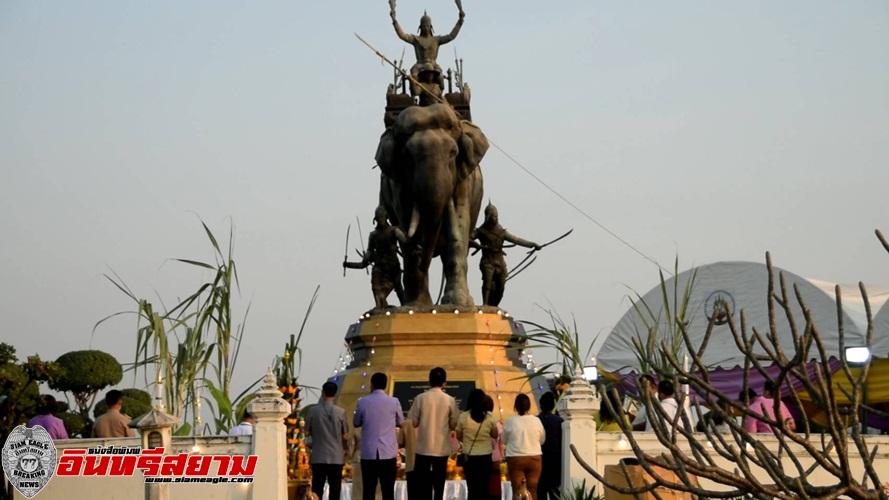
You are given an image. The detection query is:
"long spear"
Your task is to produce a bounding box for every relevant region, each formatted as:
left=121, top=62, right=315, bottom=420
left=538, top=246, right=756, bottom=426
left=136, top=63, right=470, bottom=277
left=342, top=224, right=351, bottom=277
left=506, top=229, right=573, bottom=281
left=354, top=33, right=446, bottom=105
left=355, top=216, right=369, bottom=275
left=506, top=256, right=537, bottom=282
left=539, top=228, right=573, bottom=250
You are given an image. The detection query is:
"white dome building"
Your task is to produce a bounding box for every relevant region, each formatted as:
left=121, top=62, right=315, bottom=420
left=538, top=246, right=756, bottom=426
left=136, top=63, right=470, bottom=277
left=597, top=261, right=889, bottom=374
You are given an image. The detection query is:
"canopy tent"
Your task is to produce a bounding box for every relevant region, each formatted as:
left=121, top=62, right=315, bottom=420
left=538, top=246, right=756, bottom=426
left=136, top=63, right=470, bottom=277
left=597, top=261, right=889, bottom=374
left=873, top=299, right=889, bottom=359
left=596, top=261, right=889, bottom=430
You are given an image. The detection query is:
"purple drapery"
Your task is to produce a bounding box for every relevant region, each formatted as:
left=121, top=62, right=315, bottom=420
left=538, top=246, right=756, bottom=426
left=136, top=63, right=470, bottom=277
left=613, top=358, right=889, bottom=431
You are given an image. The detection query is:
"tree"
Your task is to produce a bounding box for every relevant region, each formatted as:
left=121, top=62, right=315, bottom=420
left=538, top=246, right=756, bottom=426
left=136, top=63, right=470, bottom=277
left=0, top=344, right=61, bottom=440
left=50, top=349, right=123, bottom=423
left=57, top=411, right=87, bottom=438
left=570, top=231, right=889, bottom=500
left=0, top=344, right=60, bottom=500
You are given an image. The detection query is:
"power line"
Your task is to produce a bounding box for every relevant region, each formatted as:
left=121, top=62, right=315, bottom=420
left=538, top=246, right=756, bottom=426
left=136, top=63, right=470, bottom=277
left=487, top=139, right=671, bottom=275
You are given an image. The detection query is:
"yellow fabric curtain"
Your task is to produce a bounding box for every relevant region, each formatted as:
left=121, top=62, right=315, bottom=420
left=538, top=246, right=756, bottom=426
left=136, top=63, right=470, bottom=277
left=794, top=358, right=889, bottom=428
left=795, top=358, right=889, bottom=404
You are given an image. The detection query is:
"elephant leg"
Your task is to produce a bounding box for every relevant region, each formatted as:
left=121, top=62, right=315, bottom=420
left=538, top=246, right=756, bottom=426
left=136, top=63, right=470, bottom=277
left=441, top=198, right=474, bottom=306
left=401, top=254, right=423, bottom=306
left=394, top=273, right=406, bottom=306
left=402, top=238, right=435, bottom=306
left=412, top=263, right=433, bottom=306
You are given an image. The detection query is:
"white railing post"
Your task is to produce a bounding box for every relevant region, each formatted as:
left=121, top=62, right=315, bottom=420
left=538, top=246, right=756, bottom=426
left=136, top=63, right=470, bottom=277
left=130, top=402, right=179, bottom=500
left=557, top=367, right=600, bottom=497
left=249, top=369, right=291, bottom=500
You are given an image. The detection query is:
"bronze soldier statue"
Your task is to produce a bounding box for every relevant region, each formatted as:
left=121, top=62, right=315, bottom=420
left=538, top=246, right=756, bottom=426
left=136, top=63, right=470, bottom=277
left=390, top=2, right=464, bottom=100
left=470, top=203, right=540, bottom=307
left=344, top=206, right=410, bottom=309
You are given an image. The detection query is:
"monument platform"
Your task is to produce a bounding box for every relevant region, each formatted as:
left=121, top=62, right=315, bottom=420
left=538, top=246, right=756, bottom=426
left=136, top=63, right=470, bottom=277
left=333, top=307, right=544, bottom=419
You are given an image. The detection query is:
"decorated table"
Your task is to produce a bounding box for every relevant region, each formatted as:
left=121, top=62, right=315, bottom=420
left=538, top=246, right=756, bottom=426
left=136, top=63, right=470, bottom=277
left=316, top=480, right=514, bottom=500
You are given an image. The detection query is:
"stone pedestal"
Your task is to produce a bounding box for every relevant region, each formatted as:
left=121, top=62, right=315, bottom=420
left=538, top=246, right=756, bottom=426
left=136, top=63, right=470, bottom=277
left=557, top=368, right=599, bottom=496
left=334, top=309, right=543, bottom=420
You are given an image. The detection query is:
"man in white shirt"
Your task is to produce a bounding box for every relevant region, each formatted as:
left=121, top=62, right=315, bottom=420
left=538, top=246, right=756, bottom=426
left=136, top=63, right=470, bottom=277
left=228, top=412, right=255, bottom=436
left=656, top=380, right=685, bottom=433
left=408, top=367, right=458, bottom=500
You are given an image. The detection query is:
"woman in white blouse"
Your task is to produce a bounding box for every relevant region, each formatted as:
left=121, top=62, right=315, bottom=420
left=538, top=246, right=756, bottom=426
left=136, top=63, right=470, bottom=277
left=501, top=393, right=545, bottom=500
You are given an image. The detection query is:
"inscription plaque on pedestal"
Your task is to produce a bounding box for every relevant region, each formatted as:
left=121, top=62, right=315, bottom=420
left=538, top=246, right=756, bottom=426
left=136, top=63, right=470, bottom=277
left=392, top=379, right=477, bottom=415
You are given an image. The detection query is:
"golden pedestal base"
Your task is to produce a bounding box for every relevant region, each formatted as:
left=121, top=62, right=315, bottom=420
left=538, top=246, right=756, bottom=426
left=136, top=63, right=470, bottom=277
left=334, top=308, right=541, bottom=419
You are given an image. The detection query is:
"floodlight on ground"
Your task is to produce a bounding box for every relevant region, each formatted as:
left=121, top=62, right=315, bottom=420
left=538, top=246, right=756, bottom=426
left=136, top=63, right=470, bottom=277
left=845, top=346, right=871, bottom=365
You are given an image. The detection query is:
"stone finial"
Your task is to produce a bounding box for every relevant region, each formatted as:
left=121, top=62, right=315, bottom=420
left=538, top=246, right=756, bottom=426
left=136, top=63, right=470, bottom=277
left=258, top=367, right=283, bottom=399
left=250, top=368, right=290, bottom=424
left=129, top=407, right=179, bottom=430
left=557, top=366, right=599, bottom=417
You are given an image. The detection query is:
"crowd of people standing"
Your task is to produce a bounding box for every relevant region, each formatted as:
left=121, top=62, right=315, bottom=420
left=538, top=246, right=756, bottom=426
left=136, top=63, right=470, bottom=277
left=351, top=367, right=563, bottom=500
left=22, top=364, right=801, bottom=500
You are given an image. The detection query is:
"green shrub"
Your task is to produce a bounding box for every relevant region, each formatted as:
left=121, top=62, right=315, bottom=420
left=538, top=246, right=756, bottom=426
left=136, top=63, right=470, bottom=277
left=50, top=350, right=123, bottom=422
left=58, top=412, right=86, bottom=437
left=93, top=388, right=152, bottom=419
left=557, top=479, right=602, bottom=500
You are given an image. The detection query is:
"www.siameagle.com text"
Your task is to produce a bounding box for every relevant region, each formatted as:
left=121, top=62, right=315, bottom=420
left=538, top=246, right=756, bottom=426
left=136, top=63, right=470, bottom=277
left=145, top=477, right=254, bottom=484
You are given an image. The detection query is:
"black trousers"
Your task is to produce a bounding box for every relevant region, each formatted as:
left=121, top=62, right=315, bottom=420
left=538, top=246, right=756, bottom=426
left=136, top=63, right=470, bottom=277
left=361, top=458, right=397, bottom=500
left=311, top=463, right=344, bottom=500
left=412, top=454, right=449, bottom=500
left=463, top=454, right=493, bottom=500
left=406, top=470, right=421, bottom=500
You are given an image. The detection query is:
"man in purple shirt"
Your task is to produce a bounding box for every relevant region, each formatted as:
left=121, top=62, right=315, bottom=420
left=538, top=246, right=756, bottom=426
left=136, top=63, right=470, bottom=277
left=27, top=395, right=68, bottom=439
left=353, top=372, right=404, bottom=500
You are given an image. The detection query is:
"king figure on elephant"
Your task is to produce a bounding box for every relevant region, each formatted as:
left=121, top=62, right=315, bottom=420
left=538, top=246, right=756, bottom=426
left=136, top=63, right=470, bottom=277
left=390, top=0, right=464, bottom=104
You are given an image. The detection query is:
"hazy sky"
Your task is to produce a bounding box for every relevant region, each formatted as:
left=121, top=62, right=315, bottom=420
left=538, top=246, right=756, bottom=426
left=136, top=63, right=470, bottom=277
left=2, top=1, right=887, bottom=401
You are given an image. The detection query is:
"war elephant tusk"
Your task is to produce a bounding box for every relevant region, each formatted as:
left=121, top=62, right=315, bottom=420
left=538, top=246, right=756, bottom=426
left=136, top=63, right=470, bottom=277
left=408, top=204, right=421, bottom=239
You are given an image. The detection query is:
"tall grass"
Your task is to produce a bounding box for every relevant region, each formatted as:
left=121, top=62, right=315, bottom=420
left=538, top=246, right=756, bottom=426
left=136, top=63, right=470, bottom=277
left=625, top=256, right=696, bottom=377
left=520, top=307, right=597, bottom=383
left=95, top=219, right=255, bottom=434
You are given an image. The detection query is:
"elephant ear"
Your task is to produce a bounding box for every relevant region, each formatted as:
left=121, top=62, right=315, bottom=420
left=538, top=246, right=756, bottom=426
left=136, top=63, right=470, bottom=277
left=375, top=127, right=399, bottom=179
left=455, top=120, right=489, bottom=184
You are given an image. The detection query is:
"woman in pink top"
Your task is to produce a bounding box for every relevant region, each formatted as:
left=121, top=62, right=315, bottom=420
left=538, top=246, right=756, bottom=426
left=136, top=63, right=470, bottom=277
left=745, top=381, right=795, bottom=433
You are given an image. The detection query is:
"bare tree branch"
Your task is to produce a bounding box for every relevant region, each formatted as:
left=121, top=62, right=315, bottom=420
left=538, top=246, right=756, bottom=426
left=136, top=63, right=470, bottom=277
left=586, top=236, right=889, bottom=499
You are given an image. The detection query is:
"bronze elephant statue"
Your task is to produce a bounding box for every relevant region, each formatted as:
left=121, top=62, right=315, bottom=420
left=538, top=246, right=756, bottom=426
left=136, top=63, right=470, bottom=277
left=375, top=103, right=488, bottom=306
